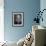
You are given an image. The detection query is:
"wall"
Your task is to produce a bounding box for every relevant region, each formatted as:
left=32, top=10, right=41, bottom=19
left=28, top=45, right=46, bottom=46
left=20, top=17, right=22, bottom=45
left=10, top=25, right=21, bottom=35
left=0, top=0, right=4, bottom=42
left=40, top=0, right=46, bottom=45
left=40, top=0, right=46, bottom=27
left=4, top=0, right=40, bottom=42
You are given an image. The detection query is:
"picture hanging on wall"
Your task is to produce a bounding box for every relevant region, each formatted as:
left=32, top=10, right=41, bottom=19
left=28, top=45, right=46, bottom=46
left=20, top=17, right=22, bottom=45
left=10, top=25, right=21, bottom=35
left=12, top=12, right=24, bottom=27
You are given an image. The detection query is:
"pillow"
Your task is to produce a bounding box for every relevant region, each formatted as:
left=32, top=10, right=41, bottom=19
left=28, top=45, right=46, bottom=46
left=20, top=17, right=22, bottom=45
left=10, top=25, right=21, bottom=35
left=23, top=32, right=34, bottom=46
left=17, top=37, right=25, bottom=46
left=2, top=41, right=17, bottom=46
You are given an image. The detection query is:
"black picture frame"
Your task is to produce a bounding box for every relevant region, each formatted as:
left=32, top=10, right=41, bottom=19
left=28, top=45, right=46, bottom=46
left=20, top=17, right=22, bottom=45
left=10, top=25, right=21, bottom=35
left=12, top=12, right=24, bottom=27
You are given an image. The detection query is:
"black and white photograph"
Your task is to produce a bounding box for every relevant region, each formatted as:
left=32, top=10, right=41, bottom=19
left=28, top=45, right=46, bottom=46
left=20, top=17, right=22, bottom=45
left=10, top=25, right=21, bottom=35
left=12, top=12, right=24, bottom=27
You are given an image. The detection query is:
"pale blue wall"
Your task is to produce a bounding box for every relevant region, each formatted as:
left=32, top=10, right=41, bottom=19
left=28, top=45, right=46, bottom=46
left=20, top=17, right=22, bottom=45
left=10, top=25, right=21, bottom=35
left=40, top=0, right=46, bottom=44
left=4, top=0, right=40, bottom=42
left=40, top=0, right=46, bottom=27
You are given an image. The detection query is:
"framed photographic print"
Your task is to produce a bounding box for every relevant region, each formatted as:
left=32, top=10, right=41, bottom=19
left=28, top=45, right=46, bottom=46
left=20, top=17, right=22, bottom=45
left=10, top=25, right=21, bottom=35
left=12, top=12, right=24, bottom=27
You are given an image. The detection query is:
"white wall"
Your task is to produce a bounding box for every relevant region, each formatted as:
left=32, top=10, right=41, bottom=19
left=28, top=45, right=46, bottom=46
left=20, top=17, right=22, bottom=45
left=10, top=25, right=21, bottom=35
left=0, top=0, right=4, bottom=42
